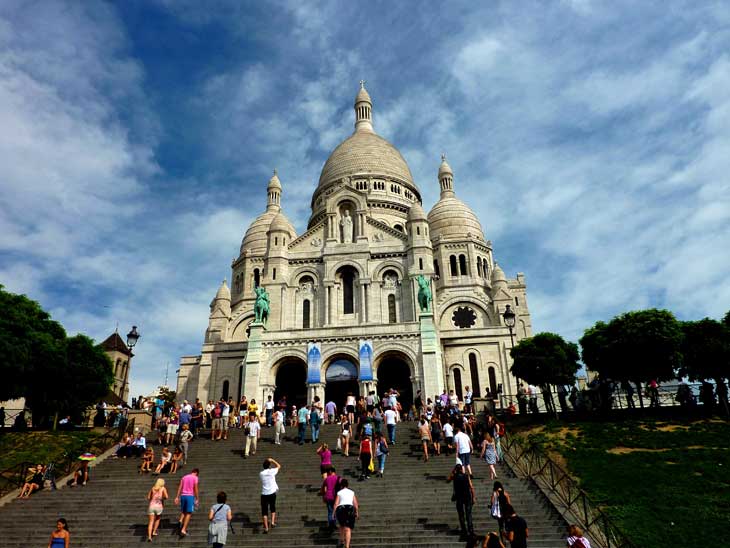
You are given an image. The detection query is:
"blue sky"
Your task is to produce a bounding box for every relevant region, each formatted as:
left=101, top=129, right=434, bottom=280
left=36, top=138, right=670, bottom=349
left=1, top=1, right=729, bottom=398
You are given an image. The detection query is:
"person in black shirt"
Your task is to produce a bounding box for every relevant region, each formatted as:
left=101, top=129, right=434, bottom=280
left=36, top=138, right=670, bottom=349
left=502, top=504, right=528, bottom=548
left=447, top=463, right=475, bottom=540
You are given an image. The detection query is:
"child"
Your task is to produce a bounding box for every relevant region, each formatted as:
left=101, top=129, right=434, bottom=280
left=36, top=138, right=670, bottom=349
left=140, top=447, right=154, bottom=473
left=170, top=447, right=183, bottom=474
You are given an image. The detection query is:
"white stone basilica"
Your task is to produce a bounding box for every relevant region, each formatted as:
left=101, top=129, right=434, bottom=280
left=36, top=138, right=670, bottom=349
left=177, top=83, right=532, bottom=409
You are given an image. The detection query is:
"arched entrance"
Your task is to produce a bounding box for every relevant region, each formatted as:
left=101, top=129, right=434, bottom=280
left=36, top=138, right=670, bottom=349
left=273, top=358, right=307, bottom=410
left=324, top=357, right=359, bottom=409
left=376, top=352, right=414, bottom=411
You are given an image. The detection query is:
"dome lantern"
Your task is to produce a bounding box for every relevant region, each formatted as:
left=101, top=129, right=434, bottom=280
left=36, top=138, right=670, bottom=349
left=267, top=169, right=282, bottom=211
left=438, top=153, right=455, bottom=197
left=354, top=80, right=373, bottom=133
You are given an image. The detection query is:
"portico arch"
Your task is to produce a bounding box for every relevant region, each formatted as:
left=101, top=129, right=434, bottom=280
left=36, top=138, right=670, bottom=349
left=271, top=356, right=308, bottom=410
left=324, top=353, right=360, bottom=409
left=374, top=349, right=415, bottom=411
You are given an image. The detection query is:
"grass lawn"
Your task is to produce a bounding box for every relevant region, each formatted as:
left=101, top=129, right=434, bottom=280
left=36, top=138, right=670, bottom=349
left=517, top=419, right=730, bottom=548
left=0, top=431, right=105, bottom=472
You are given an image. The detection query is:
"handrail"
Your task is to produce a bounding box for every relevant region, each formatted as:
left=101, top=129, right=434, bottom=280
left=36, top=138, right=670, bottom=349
left=0, top=419, right=135, bottom=498
left=501, top=433, right=635, bottom=548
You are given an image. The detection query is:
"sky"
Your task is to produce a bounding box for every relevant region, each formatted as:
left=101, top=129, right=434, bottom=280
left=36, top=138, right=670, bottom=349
left=1, top=1, right=729, bottom=399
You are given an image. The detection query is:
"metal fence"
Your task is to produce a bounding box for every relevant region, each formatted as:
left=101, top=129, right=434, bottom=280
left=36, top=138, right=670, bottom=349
left=0, top=419, right=134, bottom=498
left=501, top=433, right=636, bottom=548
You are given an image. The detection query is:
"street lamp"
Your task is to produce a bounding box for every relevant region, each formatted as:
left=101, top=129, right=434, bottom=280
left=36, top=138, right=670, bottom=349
left=126, top=326, right=140, bottom=350
left=502, top=305, right=516, bottom=348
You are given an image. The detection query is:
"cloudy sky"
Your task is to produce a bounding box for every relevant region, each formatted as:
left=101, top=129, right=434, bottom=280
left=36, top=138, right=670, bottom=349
left=1, top=1, right=729, bottom=398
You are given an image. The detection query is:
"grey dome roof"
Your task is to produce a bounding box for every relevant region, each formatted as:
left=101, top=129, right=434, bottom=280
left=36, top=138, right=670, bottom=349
left=407, top=201, right=427, bottom=221
left=428, top=196, right=485, bottom=242
left=241, top=210, right=296, bottom=254
left=318, top=130, right=415, bottom=188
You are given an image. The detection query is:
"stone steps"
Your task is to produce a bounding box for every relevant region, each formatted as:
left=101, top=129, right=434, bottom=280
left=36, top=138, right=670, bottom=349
left=0, top=423, right=567, bottom=546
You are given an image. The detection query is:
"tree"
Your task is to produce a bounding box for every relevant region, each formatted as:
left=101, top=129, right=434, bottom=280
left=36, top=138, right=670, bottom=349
left=723, top=310, right=730, bottom=328
left=580, top=309, right=683, bottom=408
left=0, top=286, right=114, bottom=426
left=510, top=332, right=581, bottom=415
left=679, top=318, right=730, bottom=415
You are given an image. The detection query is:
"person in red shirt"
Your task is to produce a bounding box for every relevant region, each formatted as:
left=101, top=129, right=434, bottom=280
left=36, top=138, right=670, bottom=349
left=358, top=436, right=372, bottom=480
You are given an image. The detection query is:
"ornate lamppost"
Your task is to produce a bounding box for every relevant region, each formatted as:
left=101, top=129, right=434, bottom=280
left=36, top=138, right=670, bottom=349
left=502, top=305, right=516, bottom=348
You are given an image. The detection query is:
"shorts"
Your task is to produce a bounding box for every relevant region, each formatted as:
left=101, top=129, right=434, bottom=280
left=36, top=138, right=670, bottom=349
left=180, top=495, right=195, bottom=513
left=260, top=493, right=277, bottom=515
left=346, top=405, right=355, bottom=414
left=166, top=424, right=178, bottom=435
left=147, top=505, right=163, bottom=516
left=221, top=418, right=229, bottom=430
left=336, top=505, right=356, bottom=529
left=432, top=431, right=442, bottom=443
left=320, top=464, right=332, bottom=475
left=212, top=418, right=221, bottom=429
left=459, top=452, right=471, bottom=466
left=421, top=436, right=430, bottom=442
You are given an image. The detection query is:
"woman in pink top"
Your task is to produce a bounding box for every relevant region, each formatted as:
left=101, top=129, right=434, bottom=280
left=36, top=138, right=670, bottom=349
left=316, top=443, right=332, bottom=478
left=320, top=466, right=339, bottom=531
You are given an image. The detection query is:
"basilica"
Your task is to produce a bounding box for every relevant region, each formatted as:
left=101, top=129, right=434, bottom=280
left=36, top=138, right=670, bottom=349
left=176, top=84, right=532, bottom=410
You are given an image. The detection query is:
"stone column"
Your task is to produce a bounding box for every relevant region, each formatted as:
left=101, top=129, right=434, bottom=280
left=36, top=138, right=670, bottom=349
left=242, top=323, right=265, bottom=403
left=308, top=382, right=325, bottom=404
left=359, top=283, right=367, bottom=323
left=356, top=210, right=368, bottom=242
left=419, top=311, right=445, bottom=399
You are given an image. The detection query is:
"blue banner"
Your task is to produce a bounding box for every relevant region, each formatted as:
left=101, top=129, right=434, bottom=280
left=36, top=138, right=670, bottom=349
left=307, top=342, right=322, bottom=383
left=359, top=339, right=373, bottom=381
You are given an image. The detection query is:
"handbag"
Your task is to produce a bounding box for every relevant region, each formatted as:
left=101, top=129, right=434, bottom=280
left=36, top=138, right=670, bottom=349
left=368, top=455, right=375, bottom=472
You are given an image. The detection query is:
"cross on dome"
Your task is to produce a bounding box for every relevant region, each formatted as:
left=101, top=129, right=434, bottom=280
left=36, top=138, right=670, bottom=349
left=359, top=79, right=366, bottom=89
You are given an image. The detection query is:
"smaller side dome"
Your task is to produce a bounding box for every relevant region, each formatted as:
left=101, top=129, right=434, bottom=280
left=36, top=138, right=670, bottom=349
left=407, top=201, right=427, bottom=222
left=491, top=263, right=507, bottom=285
left=214, top=279, right=231, bottom=301
left=268, top=169, right=282, bottom=190
left=268, top=211, right=296, bottom=235
left=438, top=154, right=453, bottom=178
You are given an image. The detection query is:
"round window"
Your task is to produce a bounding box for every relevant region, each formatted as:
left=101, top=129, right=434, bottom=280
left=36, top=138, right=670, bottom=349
left=452, top=307, right=477, bottom=329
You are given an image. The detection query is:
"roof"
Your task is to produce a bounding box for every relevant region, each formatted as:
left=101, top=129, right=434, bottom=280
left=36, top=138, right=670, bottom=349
left=100, top=332, right=131, bottom=356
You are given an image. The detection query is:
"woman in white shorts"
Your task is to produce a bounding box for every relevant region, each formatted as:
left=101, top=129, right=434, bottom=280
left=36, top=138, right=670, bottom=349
left=146, top=478, right=168, bottom=541
left=340, top=415, right=351, bottom=457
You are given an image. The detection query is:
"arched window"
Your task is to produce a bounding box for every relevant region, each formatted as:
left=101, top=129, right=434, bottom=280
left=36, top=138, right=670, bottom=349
left=477, top=258, right=482, bottom=277
left=272, top=267, right=277, bottom=280
left=302, top=299, right=311, bottom=329
left=416, top=226, right=421, bottom=235
left=515, top=296, right=520, bottom=307
left=469, top=353, right=481, bottom=397
left=483, top=258, right=489, bottom=278
left=275, top=236, right=278, bottom=246
left=459, top=254, right=467, bottom=275
left=388, top=294, right=397, bottom=323
left=253, top=269, right=260, bottom=288
left=394, top=224, right=404, bottom=233
left=342, top=269, right=355, bottom=314
left=115, top=358, right=121, bottom=376
left=453, top=369, right=463, bottom=400
left=434, top=259, right=440, bottom=277
left=488, top=366, right=498, bottom=397
left=450, top=255, right=458, bottom=276
left=418, top=258, right=423, bottom=270
left=222, top=380, right=230, bottom=401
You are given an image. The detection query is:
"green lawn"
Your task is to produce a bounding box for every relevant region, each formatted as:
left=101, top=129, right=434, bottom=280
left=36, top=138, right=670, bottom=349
left=0, top=431, right=105, bottom=472
left=517, top=419, right=730, bottom=548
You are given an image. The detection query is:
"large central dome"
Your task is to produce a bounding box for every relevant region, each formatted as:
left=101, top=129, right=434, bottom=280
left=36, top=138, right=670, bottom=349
left=318, top=130, right=414, bottom=188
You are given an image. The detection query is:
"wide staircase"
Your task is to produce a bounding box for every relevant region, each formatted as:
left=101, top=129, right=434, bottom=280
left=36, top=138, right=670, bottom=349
left=0, top=423, right=566, bottom=547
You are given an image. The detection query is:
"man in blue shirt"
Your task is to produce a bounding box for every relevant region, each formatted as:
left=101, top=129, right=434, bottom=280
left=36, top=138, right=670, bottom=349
left=297, top=405, right=309, bottom=445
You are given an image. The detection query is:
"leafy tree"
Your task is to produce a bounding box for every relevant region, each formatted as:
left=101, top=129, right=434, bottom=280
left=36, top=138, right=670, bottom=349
left=510, top=332, right=581, bottom=415
left=0, top=286, right=113, bottom=426
left=679, top=318, right=730, bottom=415
left=723, top=310, right=730, bottom=328
left=580, top=309, right=683, bottom=408
left=158, top=387, right=177, bottom=410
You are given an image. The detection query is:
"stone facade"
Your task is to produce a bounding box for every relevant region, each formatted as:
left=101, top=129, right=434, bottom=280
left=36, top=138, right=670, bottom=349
left=177, top=83, right=532, bottom=409
left=101, top=331, right=132, bottom=403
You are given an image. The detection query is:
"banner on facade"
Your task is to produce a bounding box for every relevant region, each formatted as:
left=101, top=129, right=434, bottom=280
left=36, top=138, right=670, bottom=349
left=359, top=339, right=374, bottom=381
left=307, top=342, right=322, bottom=384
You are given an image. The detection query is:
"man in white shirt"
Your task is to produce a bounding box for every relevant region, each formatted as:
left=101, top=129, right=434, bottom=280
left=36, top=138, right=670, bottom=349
left=453, top=424, right=473, bottom=476
left=221, top=400, right=230, bottom=440
left=260, top=458, right=281, bottom=533
left=464, top=387, right=473, bottom=414
left=443, top=421, right=455, bottom=455
left=245, top=414, right=261, bottom=457
left=449, top=390, right=459, bottom=409
left=384, top=408, right=398, bottom=444
left=132, top=432, right=146, bottom=457
left=264, top=396, right=275, bottom=427
left=273, top=409, right=285, bottom=445
left=182, top=400, right=192, bottom=413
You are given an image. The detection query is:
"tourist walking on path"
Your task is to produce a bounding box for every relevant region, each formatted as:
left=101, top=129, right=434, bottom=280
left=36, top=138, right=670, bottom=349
left=311, top=398, right=322, bottom=443
left=418, top=417, right=432, bottom=462
left=47, top=518, right=70, bottom=548
left=334, top=478, right=359, bottom=548
left=447, top=463, right=475, bottom=540
left=566, top=524, right=591, bottom=547
left=260, top=458, right=281, bottom=533
left=384, top=405, right=398, bottom=444
left=245, top=412, right=260, bottom=457
left=430, top=414, right=442, bottom=456
left=358, top=435, right=373, bottom=480
left=480, top=433, right=498, bottom=480
left=374, top=432, right=388, bottom=477
left=325, top=400, right=337, bottom=424
left=174, top=468, right=199, bottom=537
left=273, top=408, right=285, bottom=444
left=297, top=405, right=309, bottom=445
left=345, top=392, right=356, bottom=425
left=264, top=395, right=275, bottom=427
left=320, top=466, right=339, bottom=531
left=317, top=443, right=333, bottom=478
left=490, top=481, right=511, bottom=536
left=146, top=478, right=168, bottom=541
left=339, top=415, right=351, bottom=456
left=454, top=424, right=474, bottom=476
left=179, top=424, right=193, bottom=464
left=502, top=504, right=529, bottom=548
left=207, top=491, right=232, bottom=548
left=443, top=419, right=454, bottom=455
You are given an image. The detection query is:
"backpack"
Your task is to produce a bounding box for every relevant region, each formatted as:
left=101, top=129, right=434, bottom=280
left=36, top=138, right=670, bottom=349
left=364, top=422, right=373, bottom=436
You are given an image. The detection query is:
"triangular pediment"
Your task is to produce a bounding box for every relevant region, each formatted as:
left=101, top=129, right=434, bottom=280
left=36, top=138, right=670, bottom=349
left=288, top=221, right=325, bottom=250
left=367, top=217, right=408, bottom=242
left=491, top=287, right=513, bottom=301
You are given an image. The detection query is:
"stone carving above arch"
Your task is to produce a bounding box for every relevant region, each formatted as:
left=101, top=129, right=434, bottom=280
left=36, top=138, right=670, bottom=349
left=230, top=313, right=255, bottom=342
left=372, top=260, right=405, bottom=282
left=263, top=349, right=308, bottom=387
left=327, top=259, right=366, bottom=280
left=437, top=296, right=494, bottom=329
